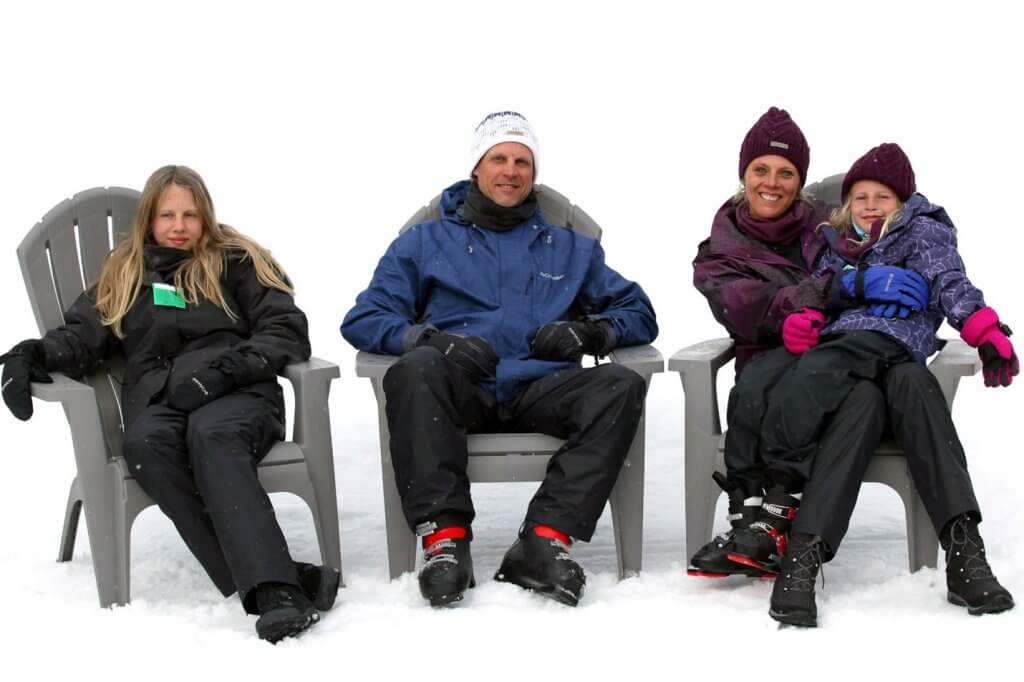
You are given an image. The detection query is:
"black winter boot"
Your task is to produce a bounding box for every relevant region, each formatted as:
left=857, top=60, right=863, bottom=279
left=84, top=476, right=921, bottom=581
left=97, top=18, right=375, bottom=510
left=494, top=525, right=585, bottom=606
left=418, top=526, right=475, bottom=607
left=295, top=561, right=341, bottom=611
left=769, top=533, right=824, bottom=628
left=942, top=513, right=1014, bottom=616
left=728, top=487, right=800, bottom=574
left=253, top=582, right=319, bottom=643
left=689, top=472, right=764, bottom=577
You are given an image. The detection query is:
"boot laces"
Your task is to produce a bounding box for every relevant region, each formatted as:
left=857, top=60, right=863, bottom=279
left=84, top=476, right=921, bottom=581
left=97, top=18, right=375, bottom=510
left=781, top=540, right=825, bottom=594
left=948, top=516, right=995, bottom=581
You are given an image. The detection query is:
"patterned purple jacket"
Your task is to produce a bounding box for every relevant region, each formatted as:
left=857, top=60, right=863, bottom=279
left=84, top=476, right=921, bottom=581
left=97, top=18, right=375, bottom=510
left=693, top=198, right=833, bottom=373
left=814, top=194, right=985, bottom=363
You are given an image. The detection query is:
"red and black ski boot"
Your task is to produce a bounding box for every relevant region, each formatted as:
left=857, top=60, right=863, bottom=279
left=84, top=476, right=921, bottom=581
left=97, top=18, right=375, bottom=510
left=688, top=472, right=765, bottom=578
left=418, top=524, right=475, bottom=607
left=495, top=525, right=585, bottom=606
left=727, top=487, right=800, bottom=575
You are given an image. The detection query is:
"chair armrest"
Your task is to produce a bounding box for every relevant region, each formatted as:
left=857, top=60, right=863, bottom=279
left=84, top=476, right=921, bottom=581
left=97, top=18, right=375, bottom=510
left=30, top=371, right=94, bottom=403
left=607, top=344, right=664, bottom=379
left=668, top=338, right=736, bottom=438
left=927, top=339, right=980, bottom=409
left=667, top=337, right=735, bottom=375
left=279, top=357, right=339, bottom=454
left=355, top=351, right=400, bottom=379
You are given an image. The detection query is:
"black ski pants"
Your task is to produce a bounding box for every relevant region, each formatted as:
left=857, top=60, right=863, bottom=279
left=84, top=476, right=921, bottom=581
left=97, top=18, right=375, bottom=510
left=763, top=331, right=980, bottom=555
left=723, top=346, right=885, bottom=498
left=382, top=346, right=648, bottom=541
left=122, top=385, right=300, bottom=610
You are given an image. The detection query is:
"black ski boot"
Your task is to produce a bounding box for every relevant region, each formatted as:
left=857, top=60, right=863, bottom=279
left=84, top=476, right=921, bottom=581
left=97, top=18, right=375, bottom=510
left=494, top=525, right=585, bottom=606
left=253, top=582, right=319, bottom=643
left=688, top=472, right=764, bottom=577
left=943, top=513, right=1014, bottom=615
left=418, top=526, right=475, bottom=607
left=727, top=487, right=800, bottom=574
left=295, top=561, right=341, bottom=611
left=769, top=533, right=824, bottom=628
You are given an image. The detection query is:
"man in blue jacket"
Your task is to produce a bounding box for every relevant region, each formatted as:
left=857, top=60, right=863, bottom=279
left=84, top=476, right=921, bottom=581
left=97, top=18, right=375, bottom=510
left=342, top=111, right=657, bottom=607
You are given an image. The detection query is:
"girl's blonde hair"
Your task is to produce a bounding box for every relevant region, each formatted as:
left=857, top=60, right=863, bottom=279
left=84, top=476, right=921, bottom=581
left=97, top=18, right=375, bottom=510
left=826, top=194, right=904, bottom=245
left=93, top=165, right=294, bottom=337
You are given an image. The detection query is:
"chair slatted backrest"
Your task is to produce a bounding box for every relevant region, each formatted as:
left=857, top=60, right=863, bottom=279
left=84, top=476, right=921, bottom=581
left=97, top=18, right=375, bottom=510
left=804, top=173, right=845, bottom=209
left=399, top=184, right=603, bottom=240
left=16, top=187, right=141, bottom=455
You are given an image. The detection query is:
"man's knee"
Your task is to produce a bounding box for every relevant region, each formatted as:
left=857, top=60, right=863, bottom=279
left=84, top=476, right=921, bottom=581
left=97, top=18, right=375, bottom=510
left=383, top=346, right=451, bottom=396
left=590, top=363, right=647, bottom=412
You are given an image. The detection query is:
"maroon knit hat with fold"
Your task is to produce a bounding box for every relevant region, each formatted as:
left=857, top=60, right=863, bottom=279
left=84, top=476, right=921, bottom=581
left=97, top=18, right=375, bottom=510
left=841, top=143, right=917, bottom=201
left=738, top=107, right=810, bottom=186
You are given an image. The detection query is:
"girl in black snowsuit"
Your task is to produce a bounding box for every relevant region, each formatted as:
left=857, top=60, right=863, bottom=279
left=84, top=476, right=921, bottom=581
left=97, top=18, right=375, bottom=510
left=0, top=165, right=338, bottom=643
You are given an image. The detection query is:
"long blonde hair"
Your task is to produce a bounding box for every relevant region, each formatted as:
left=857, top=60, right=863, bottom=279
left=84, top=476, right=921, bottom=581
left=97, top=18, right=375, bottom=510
left=827, top=194, right=904, bottom=245
left=93, top=165, right=294, bottom=338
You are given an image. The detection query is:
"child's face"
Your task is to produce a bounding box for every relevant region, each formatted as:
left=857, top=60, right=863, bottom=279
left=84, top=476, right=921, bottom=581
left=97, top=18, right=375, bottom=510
left=850, top=180, right=900, bottom=229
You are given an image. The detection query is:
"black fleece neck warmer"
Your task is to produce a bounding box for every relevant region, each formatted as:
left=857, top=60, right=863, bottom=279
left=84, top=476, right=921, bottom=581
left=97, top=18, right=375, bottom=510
left=457, top=180, right=538, bottom=231
left=143, top=242, right=193, bottom=282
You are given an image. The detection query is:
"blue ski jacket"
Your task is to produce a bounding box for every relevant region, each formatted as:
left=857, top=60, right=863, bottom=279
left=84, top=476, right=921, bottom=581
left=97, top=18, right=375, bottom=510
left=341, top=180, right=657, bottom=401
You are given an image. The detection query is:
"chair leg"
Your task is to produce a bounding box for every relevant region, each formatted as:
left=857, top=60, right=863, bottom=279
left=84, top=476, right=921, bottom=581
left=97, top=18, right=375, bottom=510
left=608, top=431, right=645, bottom=580
left=906, top=481, right=940, bottom=572
left=382, top=461, right=416, bottom=580
left=311, top=477, right=343, bottom=581
left=58, top=477, right=83, bottom=562
left=684, top=440, right=719, bottom=562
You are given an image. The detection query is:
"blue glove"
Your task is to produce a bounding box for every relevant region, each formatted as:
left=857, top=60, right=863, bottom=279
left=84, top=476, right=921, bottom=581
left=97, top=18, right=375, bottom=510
left=840, top=265, right=929, bottom=315
left=867, top=302, right=914, bottom=319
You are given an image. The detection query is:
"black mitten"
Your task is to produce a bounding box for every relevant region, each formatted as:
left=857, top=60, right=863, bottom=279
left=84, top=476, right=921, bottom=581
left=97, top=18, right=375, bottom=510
left=0, top=340, right=52, bottom=421
left=530, top=320, right=614, bottom=361
left=417, top=331, right=498, bottom=383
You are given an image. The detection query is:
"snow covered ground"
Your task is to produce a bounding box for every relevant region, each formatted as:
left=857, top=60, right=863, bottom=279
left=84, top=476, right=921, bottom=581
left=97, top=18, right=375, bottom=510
left=1, top=2, right=1021, bottom=680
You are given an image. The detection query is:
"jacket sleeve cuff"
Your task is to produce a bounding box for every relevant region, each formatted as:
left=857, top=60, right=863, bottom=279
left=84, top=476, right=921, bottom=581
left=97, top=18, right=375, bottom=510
left=401, top=324, right=437, bottom=353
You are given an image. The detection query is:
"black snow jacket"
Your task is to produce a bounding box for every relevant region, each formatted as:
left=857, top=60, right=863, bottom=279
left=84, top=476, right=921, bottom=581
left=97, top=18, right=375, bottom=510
left=38, top=245, right=311, bottom=428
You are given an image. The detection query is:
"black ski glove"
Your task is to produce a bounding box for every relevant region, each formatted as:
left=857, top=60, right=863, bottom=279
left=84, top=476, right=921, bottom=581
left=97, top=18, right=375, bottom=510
left=0, top=339, right=52, bottom=421
left=166, top=350, right=246, bottom=412
left=530, top=320, right=615, bottom=362
left=417, top=330, right=498, bottom=384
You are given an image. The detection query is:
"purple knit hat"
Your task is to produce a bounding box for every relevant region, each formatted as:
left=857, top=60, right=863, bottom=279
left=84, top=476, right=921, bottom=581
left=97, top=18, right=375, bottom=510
left=841, top=143, right=916, bottom=201
left=738, top=107, right=810, bottom=186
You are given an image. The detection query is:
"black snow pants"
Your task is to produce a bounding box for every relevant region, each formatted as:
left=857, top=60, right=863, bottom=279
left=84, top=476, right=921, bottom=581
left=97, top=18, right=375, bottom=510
left=724, top=346, right=886, bottom=498
left=382, top=346, right=648, bottom=541
left=122, top=385, right=300, bottom=611
left=762, top=331, right=981, bottom=555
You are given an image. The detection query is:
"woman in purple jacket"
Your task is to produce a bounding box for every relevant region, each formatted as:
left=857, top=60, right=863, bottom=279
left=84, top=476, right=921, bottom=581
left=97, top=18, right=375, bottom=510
left=689, top=108, right=930, bottom=580
left=763, top=143, right=1015, bottom=626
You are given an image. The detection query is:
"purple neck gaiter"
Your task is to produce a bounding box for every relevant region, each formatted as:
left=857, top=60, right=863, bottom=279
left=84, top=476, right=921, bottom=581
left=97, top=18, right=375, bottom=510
left=735, top=200, right=809, bottom=245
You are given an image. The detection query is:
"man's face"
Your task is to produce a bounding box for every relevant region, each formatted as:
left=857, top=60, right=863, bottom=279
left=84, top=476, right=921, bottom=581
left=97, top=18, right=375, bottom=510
left=472, top=142, right=535, bottom=207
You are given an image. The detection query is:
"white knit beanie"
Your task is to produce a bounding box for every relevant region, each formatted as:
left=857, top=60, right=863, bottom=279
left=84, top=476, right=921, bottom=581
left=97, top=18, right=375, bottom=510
left=469, top=111, right=539, bottom=179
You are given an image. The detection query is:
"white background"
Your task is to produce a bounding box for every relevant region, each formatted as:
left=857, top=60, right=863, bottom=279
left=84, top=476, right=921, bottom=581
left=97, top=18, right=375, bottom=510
left=1, top=1, right=1020, bottom=680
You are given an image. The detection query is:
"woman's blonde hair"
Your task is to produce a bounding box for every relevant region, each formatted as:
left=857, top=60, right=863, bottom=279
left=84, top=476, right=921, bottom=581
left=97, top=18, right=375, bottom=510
left=93, top=165, right=294, bottom=337
left=826, top=194, right=904, bottom=245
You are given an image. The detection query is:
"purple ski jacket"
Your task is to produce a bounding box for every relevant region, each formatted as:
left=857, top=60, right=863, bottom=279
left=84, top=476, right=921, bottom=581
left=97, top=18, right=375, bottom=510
left=693, top=198, right=833, bottom=373
left=814, top=194, right=986, bottom=363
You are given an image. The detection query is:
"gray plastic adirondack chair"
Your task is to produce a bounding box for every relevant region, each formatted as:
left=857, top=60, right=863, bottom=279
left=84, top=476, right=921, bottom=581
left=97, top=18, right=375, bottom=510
left=356, top=185, right=664, bottom=580
left=17, top=187, right=343, bottom=608
left=669, top=173, right=981, bottom=572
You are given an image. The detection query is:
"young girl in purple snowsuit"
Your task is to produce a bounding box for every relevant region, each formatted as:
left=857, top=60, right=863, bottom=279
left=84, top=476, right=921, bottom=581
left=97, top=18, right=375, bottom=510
left=766, top=143, right=1017, bottom=627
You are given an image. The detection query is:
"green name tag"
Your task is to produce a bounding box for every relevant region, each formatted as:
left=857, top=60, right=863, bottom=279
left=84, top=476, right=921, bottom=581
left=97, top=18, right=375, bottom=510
left=152, top=282, right=186, bottom=309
